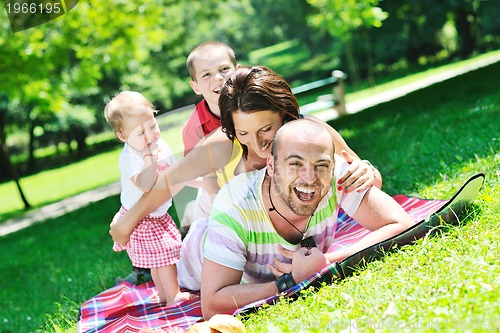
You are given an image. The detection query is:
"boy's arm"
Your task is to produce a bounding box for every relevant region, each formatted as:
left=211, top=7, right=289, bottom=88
left=202, top=173, right=220, bottom=203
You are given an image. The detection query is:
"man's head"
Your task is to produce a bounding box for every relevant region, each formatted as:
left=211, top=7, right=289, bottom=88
left=186, top=42, right=238, bottom=115
left=267, top=119, right=335, bottom=216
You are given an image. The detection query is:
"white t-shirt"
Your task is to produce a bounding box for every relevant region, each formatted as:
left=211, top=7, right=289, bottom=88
left=119, top=139, right=176, bottom=216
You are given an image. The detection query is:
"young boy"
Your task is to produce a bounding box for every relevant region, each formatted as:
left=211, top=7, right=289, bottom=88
left=182, top=41, right=239, bottom=156
left=180, top=42, right=240, bottom=228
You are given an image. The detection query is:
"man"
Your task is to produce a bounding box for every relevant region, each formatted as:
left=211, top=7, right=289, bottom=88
left=200, top=119, right=414, bottom=318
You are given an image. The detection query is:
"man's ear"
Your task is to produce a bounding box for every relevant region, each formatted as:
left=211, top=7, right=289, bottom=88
left=190, top=79, right=202, bottom=95
left=116, top=131, right=127, bottom=143
left=266, top=153, right=275, bottom=177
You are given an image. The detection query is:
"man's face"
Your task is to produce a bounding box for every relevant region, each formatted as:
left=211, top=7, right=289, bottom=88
left=270, top=133, right=334, bottom=216
left=190, top=49, right=236, bottom=111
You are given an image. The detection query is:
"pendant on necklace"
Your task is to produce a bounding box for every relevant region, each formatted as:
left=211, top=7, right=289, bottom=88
left=300, top=236, right=316, bottom=249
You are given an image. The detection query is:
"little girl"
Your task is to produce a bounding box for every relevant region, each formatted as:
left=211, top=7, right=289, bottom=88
left=104, top=91, right=191, bottom=305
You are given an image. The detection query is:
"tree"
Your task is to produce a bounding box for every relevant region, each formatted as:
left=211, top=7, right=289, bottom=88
left=0, top=0, right=190, bottom=206
left=307, top=0, right=388, bottom=88
left=0, top=94, right=31, bottom=209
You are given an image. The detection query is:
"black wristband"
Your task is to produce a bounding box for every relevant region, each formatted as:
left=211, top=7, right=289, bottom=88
left=275, top=273, right=297, bottom=293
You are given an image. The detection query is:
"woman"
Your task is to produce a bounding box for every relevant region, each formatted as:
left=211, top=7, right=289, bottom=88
left=110, top=66, right=381, bottom=252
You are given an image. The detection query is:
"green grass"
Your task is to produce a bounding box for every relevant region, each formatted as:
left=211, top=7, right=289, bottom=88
left=0, top=196, right=130, bottom=332
left=295, top=49, right=500, bottom=106
left=0, top=59, right=499, bottom=333
left=0, top=109, right=191, bottom=223
left=1, top=51, right=498, bottom=223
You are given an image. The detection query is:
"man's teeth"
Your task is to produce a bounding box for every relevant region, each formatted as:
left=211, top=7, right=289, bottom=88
left=296, top=186, right=315, bottom=193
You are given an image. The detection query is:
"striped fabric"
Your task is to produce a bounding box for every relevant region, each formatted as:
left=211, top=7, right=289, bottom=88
left=204, top=165, right=365, bottom=285
left=78, top=194, right=446, bottom=332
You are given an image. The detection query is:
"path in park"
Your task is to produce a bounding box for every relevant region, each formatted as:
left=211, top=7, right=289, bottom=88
left=1, top=54, right=498, bottom=238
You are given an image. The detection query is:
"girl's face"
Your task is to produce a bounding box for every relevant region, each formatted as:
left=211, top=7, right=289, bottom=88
left=117, top=111, right=160, bottom=152
left=232, top=110, right=284, bottom=159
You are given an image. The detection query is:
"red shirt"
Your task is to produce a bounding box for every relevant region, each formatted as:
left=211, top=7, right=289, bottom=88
left=182, top=99, right=221, bottom=156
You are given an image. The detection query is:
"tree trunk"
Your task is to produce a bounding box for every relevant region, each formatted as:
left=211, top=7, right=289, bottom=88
left=28, top=119, right=36, bottom=170
left=344, top=39, right=361, bottom=90
left=455, top=4, right=476, bottom=57
left=363, top=30, right=376, bottom=88
left=74, top=129, right=87, bottom=157
left=0, top=113, right=31, bottom=210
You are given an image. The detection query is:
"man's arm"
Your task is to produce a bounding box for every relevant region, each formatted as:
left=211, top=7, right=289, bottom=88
left=200, top=259, right=279, bottom=319
left=325, top=186, right=414, bottom=263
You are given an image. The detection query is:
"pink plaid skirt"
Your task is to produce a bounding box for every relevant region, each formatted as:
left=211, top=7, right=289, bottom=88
left=113, top=207, right=182, bottom=268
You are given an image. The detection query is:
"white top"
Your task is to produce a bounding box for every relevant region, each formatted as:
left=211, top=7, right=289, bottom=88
left=119, top=139, right=176, bottom=216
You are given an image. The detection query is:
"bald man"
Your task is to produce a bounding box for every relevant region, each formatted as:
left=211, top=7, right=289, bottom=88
left=194, top=119, right=413, bottom=318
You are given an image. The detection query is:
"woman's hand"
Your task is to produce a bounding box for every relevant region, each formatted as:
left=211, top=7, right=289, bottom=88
left=109, top=212, right=134, bottom=246
left=337, top=150, right=380, bottom=193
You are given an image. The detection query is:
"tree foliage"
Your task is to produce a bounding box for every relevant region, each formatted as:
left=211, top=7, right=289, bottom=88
left=0, top=0, right=498, bottom=207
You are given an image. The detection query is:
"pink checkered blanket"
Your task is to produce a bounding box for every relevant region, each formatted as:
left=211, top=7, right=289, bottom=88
left=78, top=194, right=446, bottom=332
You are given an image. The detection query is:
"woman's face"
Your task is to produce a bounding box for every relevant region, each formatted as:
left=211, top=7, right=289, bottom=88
left=232, top=110, right=284, bottom=159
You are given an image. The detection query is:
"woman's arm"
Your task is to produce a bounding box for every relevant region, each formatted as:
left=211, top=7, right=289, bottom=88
left=305, top=114, right=382, bottom=191
left=110, top=134, right=234, bottom=245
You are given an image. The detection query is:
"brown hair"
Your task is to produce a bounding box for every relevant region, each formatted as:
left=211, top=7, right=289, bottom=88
left=219, top=66, right=300, bottom=158
left=186, top=42, right=237, bottom=80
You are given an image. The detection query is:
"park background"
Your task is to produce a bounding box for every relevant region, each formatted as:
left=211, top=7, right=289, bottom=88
left=0, top=0, right=499, bottom=332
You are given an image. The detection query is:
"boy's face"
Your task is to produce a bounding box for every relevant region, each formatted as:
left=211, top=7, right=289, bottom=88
left=190, top=48, right=237, bottom=113
left=117, top=110, right=160, bottom=152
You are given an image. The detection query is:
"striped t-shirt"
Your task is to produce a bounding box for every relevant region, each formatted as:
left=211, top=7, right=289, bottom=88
left=204, top=154, right=367, bottom=284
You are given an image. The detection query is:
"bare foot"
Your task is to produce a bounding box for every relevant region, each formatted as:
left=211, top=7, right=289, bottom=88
left=165, top=291, right=196, bottom=306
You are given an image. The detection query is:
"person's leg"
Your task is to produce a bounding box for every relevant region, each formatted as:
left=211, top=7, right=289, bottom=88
left=152, top=265, right=193, bottom=304
left=150, top=267, right=165, bottom=302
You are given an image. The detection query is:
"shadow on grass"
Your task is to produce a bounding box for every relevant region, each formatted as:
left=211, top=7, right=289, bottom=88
left=328, top=63, right=500, bottom=195
left=1, top=63, right=498, bottom=333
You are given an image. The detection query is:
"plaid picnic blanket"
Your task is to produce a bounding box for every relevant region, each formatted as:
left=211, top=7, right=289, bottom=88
left=78, top=194, right=447, bottom=333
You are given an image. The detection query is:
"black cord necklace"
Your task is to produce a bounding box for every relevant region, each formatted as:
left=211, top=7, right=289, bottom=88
left=268, top=177, right=316, bottom=249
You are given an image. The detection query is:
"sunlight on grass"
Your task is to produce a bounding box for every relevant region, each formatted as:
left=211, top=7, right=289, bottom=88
left=0, top=109, right=191, bottom=222
left=1, top=56, right=499, bottom=333
left=244, top=153, right=499, bottom=332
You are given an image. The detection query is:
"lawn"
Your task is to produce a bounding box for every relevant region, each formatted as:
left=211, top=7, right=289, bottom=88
left=1, top=50, right=498, bottom=223
left=0, top=61, right=499, bottom=332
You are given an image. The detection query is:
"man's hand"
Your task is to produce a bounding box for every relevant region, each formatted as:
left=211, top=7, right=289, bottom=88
left=268, top=245, right=330, bottom=282
left=337, top=150, right=376, bottom=193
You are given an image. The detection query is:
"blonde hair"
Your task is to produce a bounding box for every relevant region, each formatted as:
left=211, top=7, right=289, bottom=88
left=186, top=41, right=237, bottom=80
left=104, top=91, right=156, bottom=133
